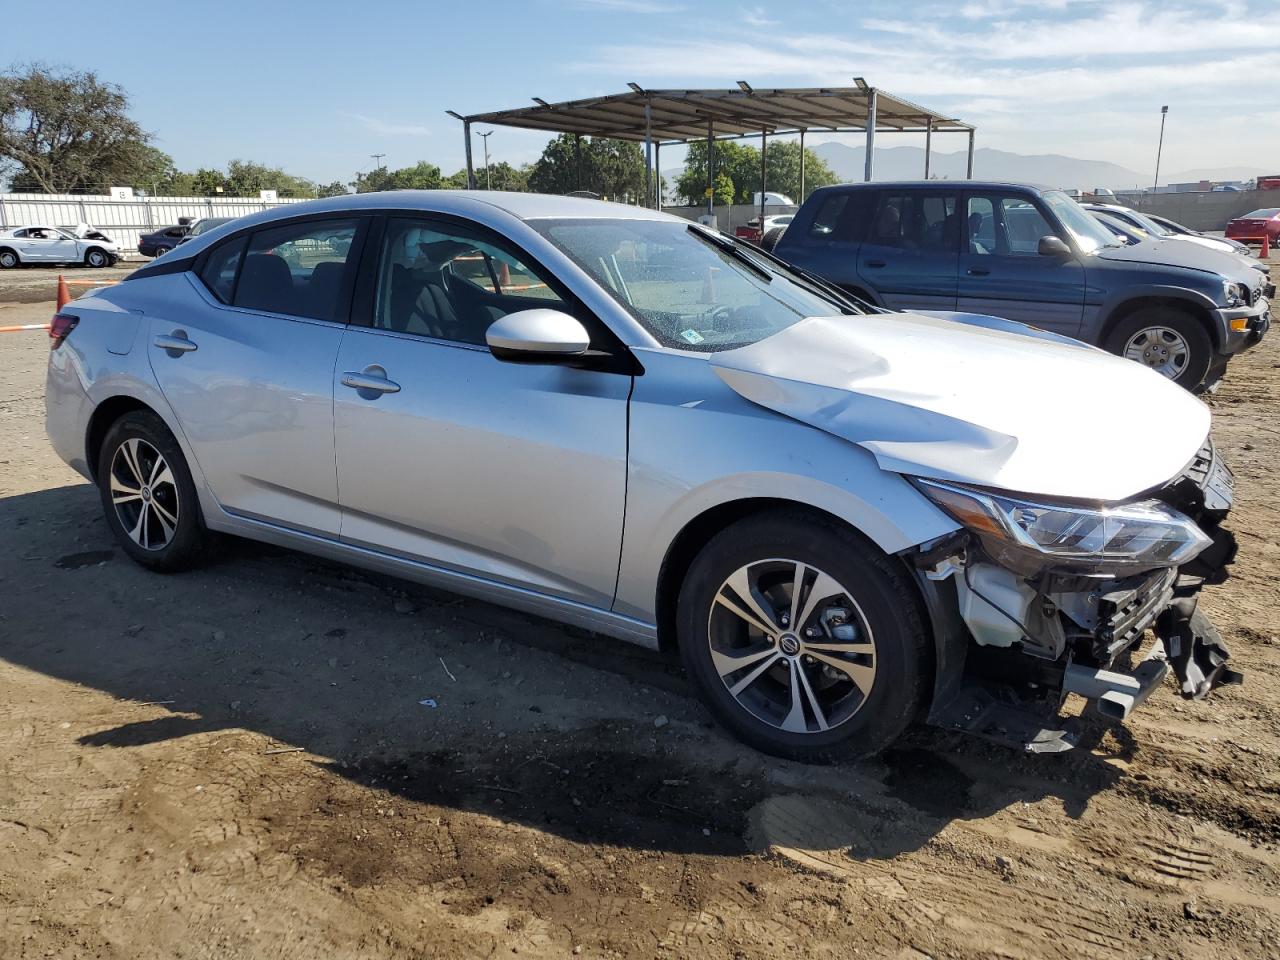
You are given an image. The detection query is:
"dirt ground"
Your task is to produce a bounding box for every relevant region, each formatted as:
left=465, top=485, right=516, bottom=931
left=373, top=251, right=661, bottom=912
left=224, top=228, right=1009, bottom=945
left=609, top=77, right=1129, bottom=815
left=3, top=275, right=1280, bottom=959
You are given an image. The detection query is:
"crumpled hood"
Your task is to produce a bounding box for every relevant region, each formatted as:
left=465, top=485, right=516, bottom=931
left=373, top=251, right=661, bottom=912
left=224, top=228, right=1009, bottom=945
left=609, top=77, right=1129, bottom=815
left=709, top=312, right=1210, bottom=501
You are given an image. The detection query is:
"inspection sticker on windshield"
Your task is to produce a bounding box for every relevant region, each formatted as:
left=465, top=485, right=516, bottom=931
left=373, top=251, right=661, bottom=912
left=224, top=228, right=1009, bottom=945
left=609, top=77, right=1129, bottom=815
left=679, top=329, right=705, bottom=345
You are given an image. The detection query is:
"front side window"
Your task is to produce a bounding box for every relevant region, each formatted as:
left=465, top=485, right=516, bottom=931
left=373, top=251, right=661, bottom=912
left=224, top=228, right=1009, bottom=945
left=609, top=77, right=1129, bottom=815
left=967, top=195, right=1060, bottom=256
left=868, top=193, right=958, bottom=252
left=534, top=218, right=856, bottom=351
left=1042, top=191, right=1119, bottom=253
left=372, top=218, right=566, bottom=345
left=233, top=218, right=358, bottom=321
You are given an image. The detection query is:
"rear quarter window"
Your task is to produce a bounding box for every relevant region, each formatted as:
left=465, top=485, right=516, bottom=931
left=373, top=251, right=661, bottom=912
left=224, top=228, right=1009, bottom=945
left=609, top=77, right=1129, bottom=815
left=199, top=236, right=248, bottom=303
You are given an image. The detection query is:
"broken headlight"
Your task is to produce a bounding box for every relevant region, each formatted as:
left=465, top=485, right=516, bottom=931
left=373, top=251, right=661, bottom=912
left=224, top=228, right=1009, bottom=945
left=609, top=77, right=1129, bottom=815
left=914, top=479, right=1211, bottom=575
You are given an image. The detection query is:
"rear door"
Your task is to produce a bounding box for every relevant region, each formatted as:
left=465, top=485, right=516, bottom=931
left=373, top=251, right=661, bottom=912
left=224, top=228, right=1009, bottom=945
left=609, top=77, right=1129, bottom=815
left=957, top=192, right=1085, bottom=335
left=856, top=189, right=960, bottom=311
left=147, top=215, right=366, bottom=536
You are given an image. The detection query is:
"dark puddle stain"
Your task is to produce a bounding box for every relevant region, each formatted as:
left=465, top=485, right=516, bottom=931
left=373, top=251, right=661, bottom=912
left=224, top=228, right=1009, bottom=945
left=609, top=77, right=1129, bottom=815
left=54, top=550, right=114, bottom=570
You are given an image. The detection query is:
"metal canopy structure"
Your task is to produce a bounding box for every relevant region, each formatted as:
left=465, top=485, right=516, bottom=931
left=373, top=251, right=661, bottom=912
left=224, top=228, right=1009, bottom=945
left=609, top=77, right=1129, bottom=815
left=448, top=82, right=975, bottom=214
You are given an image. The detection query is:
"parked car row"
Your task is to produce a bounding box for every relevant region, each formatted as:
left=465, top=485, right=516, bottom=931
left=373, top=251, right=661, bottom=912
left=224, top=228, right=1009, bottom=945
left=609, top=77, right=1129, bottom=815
left=46, top=191, right=1243, bottom=761
left=772, top=180, right=1270, bottom=391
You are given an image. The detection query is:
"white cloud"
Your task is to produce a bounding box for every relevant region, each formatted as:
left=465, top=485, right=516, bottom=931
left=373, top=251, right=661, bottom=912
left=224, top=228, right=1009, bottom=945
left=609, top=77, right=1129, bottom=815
left=342, top=112, right=430, bottom=136
left=744, top=6, right=779, bottom=27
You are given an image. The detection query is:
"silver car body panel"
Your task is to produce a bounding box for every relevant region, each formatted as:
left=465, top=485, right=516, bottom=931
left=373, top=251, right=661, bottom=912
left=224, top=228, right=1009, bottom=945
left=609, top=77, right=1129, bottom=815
left=708, top=312, right=1210, bottom=501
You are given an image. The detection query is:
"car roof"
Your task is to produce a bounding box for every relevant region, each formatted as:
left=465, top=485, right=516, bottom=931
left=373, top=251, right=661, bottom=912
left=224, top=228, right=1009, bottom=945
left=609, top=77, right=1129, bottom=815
left=811, top=179, right=1054, bottom=194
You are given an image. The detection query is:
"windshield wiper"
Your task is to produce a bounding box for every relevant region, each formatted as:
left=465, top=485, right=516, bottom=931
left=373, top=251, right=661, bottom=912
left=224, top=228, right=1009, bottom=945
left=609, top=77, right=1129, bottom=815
left=726, top=234, right=876, bottom=314
left=687, top=225, right=773, bottom=282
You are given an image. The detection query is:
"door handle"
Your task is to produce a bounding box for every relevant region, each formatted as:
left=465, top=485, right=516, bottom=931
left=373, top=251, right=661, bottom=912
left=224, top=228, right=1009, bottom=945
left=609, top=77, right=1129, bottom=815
left=865, top=259, right=887, bottom=268
left=966, top=267, right=991, bottom=277
left=341, top=369, right=401, bottom=394
left=154, top=333, right=198, bottom=353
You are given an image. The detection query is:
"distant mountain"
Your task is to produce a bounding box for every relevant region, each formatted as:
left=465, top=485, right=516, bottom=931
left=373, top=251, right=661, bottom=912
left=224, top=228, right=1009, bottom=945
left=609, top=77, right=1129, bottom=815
left=808, top=142, right=1269, bottom=191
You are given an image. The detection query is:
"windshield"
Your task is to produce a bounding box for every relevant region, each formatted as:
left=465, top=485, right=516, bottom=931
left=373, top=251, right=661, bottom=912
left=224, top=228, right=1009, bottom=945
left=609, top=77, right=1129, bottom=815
left=190, top=218, right=230, bottom=236
left=1094, top=212, right=1144, bottom=241
left=1243, top=208, right=1280, bottom=219
left=1043, top=192, right=1121, bottom=253
left=1120, top=210, right=1172, bottom=237
left=532, top=217, right=855, bottom=350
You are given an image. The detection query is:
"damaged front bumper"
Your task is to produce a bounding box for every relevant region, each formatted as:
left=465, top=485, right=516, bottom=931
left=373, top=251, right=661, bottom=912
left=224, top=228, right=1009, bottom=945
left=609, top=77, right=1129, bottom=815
left=919, top=440, right=1242, bottom=753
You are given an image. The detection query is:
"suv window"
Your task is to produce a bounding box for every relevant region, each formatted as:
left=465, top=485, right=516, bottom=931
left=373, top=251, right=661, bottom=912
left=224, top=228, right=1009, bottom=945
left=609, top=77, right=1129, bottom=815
left=199, top=235, right=248, bottom=303
left=373, top=218, right=565, bottom=345
left=233, top=218, right=359, bottom=321
left=868, top=193, right=958, bottom=252
left=966, top=195, right=1056, bottom=256
left=807, top=191, right=871, bottom=242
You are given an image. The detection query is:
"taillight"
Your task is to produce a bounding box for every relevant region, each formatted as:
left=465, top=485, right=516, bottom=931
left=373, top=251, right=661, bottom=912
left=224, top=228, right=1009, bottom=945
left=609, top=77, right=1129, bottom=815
left=49, top=312, right=79, bottom=349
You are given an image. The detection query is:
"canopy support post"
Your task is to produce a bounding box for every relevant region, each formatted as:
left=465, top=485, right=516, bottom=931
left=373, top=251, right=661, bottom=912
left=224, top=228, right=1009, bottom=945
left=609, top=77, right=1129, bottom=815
left=799, top=128, right=806, bottom=201
left=924, top=118, right=932, bottom=179
left=707, top=121, right=715, bottom=216
left=864, top=88, right=877, bottom=182
left=760, top=128, right=767, bottom=227
left=653, top=139, right=661, bottom=208
left=643, top=98, right=652, bottom=207
left=967, top=128, right=975, bottom=178
left=463, top=120, right=475, bottom=189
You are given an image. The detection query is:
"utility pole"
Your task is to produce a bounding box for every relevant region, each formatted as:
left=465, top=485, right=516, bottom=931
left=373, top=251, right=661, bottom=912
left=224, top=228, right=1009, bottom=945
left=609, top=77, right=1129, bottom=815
left=477, top=131, right=493, bottom=189
left=1152, top=106, right=1169, bottom=193
left=371, top=153, right=386, bottom=170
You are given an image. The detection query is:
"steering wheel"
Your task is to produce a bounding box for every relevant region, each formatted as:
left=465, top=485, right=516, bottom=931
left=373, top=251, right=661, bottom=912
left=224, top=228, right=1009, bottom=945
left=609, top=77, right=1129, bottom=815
left=704, top=304, right=736, bottom=331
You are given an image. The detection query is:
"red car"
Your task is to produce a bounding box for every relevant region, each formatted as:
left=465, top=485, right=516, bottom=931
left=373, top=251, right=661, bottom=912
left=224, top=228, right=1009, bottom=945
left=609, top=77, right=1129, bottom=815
left=1225, top=207, right=1280, bottom=249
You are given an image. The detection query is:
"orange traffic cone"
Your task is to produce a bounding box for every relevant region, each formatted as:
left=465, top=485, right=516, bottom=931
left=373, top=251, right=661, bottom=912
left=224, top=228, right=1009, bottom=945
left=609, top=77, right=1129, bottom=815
left=1262, top=234, right=1271, bottom=260
left=498, top=260, right=511, bottom=292
left=56, top=274, right=71, bottom=311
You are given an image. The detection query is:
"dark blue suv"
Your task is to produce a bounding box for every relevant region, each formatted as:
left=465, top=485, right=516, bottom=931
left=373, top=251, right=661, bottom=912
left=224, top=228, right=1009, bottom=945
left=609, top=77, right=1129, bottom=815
left=774, top=181, right=1271, bottom=390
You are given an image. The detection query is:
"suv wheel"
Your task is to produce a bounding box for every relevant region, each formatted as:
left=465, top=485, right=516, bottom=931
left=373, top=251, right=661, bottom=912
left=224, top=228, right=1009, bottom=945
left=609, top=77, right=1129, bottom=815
left=97, top=411, right=210, bottom=571
left=1104, top=306, right=1212, bottom=390
left=677, top=511, right=928, bottom=761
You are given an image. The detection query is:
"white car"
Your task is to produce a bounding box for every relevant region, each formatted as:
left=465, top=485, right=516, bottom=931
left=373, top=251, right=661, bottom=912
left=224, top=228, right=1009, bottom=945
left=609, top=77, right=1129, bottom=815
left=0, top=225, right=121, bottom=268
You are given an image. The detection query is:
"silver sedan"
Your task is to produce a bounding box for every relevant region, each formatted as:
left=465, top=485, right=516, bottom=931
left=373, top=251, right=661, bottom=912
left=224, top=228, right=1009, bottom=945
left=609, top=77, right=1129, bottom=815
left=45, top=191, right=1240, bottom=759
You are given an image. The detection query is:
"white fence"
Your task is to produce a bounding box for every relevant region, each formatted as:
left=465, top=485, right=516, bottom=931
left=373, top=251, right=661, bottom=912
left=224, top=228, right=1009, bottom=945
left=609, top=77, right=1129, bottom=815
left=0, top=192, right=307, bottom=257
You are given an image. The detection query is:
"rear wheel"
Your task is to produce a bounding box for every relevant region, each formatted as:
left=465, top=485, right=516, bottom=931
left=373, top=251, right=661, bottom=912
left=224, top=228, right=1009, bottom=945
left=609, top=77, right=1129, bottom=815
left=153, top=245, right=171, bottom=258
left=97, top=411, right=210, bottom=571
left=761, top=227, right=786, bottom=252
left=0, top=249, right=18, bottom=269
left=676, top=511, right=928, bottom=762
left=1104, top=306, right=1213, bottom=390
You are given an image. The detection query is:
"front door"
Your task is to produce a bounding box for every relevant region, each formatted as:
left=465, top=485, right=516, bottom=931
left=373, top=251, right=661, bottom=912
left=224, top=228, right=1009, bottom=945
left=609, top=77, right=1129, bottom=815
left=857, top=190, right=960, bottom=312
left=333, top=216, right=630, bottom=608
left=957, top=193, right=1085, bottom=336
left=147, top=216, right=364, bottom=536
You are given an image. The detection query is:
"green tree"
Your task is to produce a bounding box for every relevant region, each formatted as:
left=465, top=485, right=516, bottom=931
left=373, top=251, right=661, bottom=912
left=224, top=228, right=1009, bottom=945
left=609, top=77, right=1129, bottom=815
left=315, top=180, right=348, bottom=197
left=478, top=160, right=530, bottom=191
left=357, top=160, right=443, bottom=193
left=676, top=138, right=838, bottom=205
left=528, top=134, right=646, bottom=200
left=0, top=63, right=151, bottom=193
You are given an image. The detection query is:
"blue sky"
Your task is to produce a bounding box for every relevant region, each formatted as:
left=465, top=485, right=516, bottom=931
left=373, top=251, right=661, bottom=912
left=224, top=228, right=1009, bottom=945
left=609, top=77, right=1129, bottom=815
left=4, top=0, right=1274, bottom=185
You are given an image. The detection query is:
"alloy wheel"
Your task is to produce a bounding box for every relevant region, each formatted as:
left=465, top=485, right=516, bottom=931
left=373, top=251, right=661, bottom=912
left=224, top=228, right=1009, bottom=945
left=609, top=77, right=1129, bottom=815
left=1123, top=325, right=1190, bottom=379
left=87, top=250, right=106, bottom=267
left=706, top=558, right=876, bottom=734
left=0, top=252, right=16, bottom=268
left=109, top=437, right=180, bottom=551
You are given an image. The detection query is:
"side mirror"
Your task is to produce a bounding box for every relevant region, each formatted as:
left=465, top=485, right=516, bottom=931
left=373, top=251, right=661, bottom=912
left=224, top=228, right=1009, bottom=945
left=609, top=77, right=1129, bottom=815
left=1038, top=235, right=1071, bottom=256
left=486, top=308, right=591, bottom=363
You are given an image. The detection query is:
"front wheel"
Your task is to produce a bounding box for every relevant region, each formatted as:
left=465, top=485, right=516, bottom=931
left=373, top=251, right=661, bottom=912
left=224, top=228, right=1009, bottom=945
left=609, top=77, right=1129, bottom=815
left=84, top=248, right=109, bottom=268
left=676, top=511, right=929, bottom=762
left=97, top=410, right=210, bottom=571
left=1104, top=306, right=1213, bottom=391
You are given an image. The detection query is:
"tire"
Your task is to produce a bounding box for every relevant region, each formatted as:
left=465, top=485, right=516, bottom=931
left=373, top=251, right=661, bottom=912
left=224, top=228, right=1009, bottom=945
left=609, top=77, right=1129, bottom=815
left=84, top=248, right=108, bottom=268
left=1103, top=306, right=1213, bottom=391
left=761, top=227, right=786, bottom=252
left=0, top=249, right=18, bottom=269
left=676, top=510, right=929, bottom=762
left=97, top=410, right=210, bottom=571
left=153, top=246, right=171, bottom=258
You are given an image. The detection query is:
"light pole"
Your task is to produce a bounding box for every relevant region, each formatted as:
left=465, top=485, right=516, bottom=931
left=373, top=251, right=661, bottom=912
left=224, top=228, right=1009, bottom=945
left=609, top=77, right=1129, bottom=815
left=1152, top=105, right=1169, bottom=193
left=477, top=131, right=493, bottom=189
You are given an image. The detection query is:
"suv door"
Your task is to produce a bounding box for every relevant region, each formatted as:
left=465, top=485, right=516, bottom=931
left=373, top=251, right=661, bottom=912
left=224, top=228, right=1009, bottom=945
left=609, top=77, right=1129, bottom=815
left=857, top=189, right=960, bottom=311
left=332, top=215, right=630, bottom=608
left=958, top=192, right=1085, bottom=335
left=147, top=216, right=366, bottom=536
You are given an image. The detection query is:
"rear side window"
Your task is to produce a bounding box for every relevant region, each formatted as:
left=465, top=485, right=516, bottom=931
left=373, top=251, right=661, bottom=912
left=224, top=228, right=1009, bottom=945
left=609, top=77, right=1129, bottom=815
left=868, top=192, right=959, bottom=252
left=199, top=236, right=247, bottom=303
left=807, top=192, right=871, bottom=242
left=233, top=218, right=359, bottom=321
